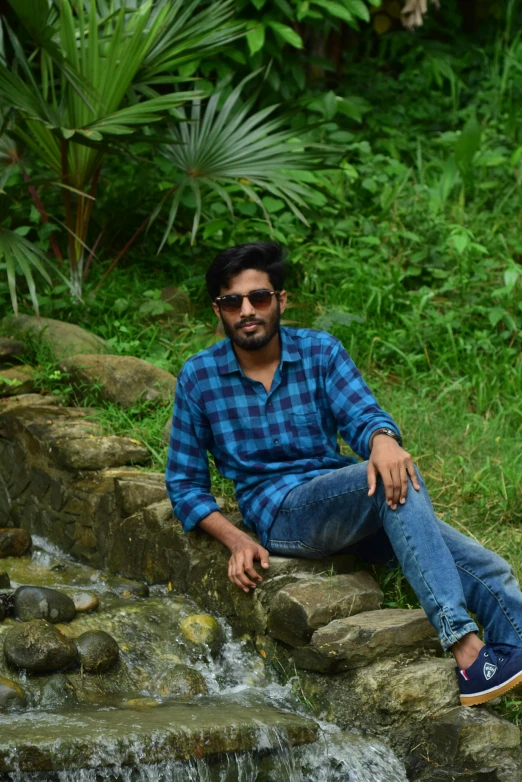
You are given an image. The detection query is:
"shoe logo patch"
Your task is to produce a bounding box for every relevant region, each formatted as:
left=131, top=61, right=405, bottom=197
left=484, top=662, right=498, bottom=681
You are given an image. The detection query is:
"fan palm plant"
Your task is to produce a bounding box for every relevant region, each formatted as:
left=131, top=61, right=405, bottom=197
left=156, top=75, right=321, bottom=248
left=0, top=0, right=242, bottom=300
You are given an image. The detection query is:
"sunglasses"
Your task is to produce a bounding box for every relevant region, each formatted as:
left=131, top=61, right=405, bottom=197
left=215, top=289, right=280, bottom=313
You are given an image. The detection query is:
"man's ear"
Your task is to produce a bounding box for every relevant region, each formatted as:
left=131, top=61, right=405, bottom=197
left=212, top=301, right=221, bottom=320
left=279, top=290, right=287, bottom=315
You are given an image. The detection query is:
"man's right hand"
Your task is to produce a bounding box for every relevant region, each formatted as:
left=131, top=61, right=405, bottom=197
left=228, top=539, right=270, bottom=593
left=199, top=511, right=270, bottom=593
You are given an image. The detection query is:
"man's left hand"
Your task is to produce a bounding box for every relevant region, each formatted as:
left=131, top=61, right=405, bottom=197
left=367, top=436, right=420, bottom=509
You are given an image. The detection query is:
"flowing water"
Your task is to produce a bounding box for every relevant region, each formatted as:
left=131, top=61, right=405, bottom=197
left=0, top=537, right=408, bottom=781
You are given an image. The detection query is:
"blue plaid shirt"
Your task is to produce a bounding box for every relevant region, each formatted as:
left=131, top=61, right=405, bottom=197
left=166, top=327, right=400, bottom=546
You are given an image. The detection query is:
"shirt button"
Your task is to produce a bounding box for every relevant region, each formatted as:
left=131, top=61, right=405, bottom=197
left=274, top=438, right=280, bottom=444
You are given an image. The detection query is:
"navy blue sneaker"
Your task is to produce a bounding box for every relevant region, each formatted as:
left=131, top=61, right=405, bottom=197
left=457, top=645, right=522, bottom=706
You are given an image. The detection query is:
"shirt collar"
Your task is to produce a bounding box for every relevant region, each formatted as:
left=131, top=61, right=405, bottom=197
left=216, top=327, right=301, bottom=375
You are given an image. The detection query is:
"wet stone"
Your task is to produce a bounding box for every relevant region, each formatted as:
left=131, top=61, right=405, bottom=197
left=14, top=586, right=76, bottom=624
left=75, top=630, right=119, bottom=672
left=4, top=619, right=78, bottom=673
left=0, top=528, right=32, bottom=559
left=71, top=592, right=99, bottom=613
left=0, top=572, right=10, bottom=589
left=36, top=673, right=77, bottom=709
left=180, top=614, right=225, bottom=656
left=157, top=664, right=208, bottom=700
left=0, top=675, right=26, bottom=711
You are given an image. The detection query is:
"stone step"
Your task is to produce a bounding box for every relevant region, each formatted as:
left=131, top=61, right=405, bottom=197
left=0, top=701, right=317, bottom=772
left=294, top=608, right=440, bottom=672
left=267, top=572, right=383, bottom=647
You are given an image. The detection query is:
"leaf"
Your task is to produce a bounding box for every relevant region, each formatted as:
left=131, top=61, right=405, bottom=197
left=455, top=116, right=482, bottom=177
left=343, top=0, right=370, bottom=21
left=267, top=21, right=304, bottom=48
left=246, top=23, right=266, bottom=56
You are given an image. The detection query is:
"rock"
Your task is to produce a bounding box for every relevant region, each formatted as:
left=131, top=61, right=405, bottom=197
left=0, top=572, right=11, bottom=589
left=105, top=577, right=149, bottom=598
left=267, top=572, right=383, bottom=647
left=2, top=315, right=107, bottom=361
left=60, top=354, right=176, bottom=409
left=293, top=608, right=440, bottom=672
left=121, top=697, right=160, bottom=709
left=0, top=528, right=32, bottom=558
left=37, top=674, right=77, bottom=709
left=75, top=630, right=119, bottom=673
left=0, top=675, right=26, bottom=711
left=0, top=602, right=4, bottom=622
left=14, top=586, right=76, bottom=624
left=157, top=664, right=208, bottom=700
left=180, top=614, right=225, bottom=656
left=159, top=286, right=191, bottom=320
left=114, top=475, right=167, bottom=516
left=0, top=337, right=26, bottom=364
left=0, top=367, right=34, bottom=398
left=50, top=435, right=149, bottom=471
left=4, top=619, right=78, bottom=673
left=426, top=706, right=520, bottom=767
left=71, top=592, right=99, bottom=613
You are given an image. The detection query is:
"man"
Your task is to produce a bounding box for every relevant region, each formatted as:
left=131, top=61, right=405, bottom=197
left=166, top=241, right=522, bottom=707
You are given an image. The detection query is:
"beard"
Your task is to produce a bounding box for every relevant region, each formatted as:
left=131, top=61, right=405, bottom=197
left=221, top=304, right=281, bottom=351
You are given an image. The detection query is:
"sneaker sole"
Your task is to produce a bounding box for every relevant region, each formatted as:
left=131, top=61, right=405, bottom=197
left=460, top=669, right=522, bottom=706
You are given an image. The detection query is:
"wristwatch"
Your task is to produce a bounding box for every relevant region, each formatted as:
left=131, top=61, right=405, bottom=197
left=370, top=428, right=403, bottom=449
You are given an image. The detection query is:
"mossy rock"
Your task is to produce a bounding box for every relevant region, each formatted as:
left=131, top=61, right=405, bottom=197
left=157, top=664, right=208, bottom=700
left=4, top=619, right=78, bottom=673
left=14, top=586, right=76, bottom=624
left=179, top=614, right=224, bottom=656
left=75, top=630, right=119, bottom=673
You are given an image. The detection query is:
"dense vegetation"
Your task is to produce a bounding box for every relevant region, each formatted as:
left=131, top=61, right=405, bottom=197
left=1, top=0, right=521, bottom=716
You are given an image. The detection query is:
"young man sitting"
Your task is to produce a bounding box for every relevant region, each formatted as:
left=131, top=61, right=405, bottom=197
left=166, top=241, right=522, bottom=707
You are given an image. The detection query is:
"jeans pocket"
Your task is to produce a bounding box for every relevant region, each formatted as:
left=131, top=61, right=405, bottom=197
left=266, top=538, right=326, bottom=560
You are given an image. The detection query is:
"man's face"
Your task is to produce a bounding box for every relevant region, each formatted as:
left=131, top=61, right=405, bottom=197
left=212, top=269, right=287, bottom=352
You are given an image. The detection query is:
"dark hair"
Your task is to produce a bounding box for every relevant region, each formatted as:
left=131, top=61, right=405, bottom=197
left=206, top=242, right=286, bottom=300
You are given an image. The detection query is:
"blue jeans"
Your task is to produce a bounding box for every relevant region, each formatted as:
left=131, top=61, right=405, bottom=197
left=266, top=462, right=522, bottom=652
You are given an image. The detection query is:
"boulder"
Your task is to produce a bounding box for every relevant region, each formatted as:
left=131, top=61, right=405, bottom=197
left=267, top=572, right=383, bottom=647
left=60, top=354, right=176, bottom=409
left=14, top=586, right=76, bottom=624
left=157, top=664, right=208, bottom=700
left=4, top=619, right=78, bottom=673
left=0, top=528, right=31, bottom=558
left=180, top=614, right=225, bottom=656
left=0, top=367, right=34, bottom=397
left=293, top=608, right=440, bottom=672
left=0, top=337, right=26, bottom=364
left=0, top=676, right=26, bottom=711
left=71, top=592, right=99, bottom=613
left=2, top=315, right=107, bottom=361
left=75, top=630, right=119, bottom=673
left=50, top=435, right=149, bottom=471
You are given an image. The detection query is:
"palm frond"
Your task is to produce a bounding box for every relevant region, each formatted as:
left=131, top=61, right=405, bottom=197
left=0, top=227, right=59, bottom=315
left=156, top=79, right=322, bottom=247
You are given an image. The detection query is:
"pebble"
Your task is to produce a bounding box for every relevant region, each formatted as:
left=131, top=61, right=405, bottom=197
left=72, top=592, right=99, bottom=613
left=14, top=586, right=76, bottom=624
left=0, top=528, right=31, bottom=558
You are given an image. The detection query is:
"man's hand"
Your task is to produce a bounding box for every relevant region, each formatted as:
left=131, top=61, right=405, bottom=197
left=228, top=538, right=270, bottom=593
left=367, top=435, right=420, bottom=510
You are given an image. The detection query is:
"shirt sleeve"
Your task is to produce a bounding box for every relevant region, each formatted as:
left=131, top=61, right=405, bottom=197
left=165, top=376, right=221, bottom=532
left=325, top=340, right=401, bottom=460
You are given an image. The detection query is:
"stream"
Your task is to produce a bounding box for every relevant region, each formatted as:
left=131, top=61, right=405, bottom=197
left=0, top=537, right=408, bottom=781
